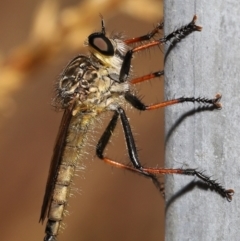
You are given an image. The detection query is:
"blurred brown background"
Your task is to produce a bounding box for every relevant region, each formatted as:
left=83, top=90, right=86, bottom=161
left=0, top=0, right=165, bottom=240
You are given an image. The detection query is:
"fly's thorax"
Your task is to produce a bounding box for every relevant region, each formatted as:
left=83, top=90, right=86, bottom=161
left=71, top=70, right=130, bottom=116
left=54, top=53, right=131, bottom=116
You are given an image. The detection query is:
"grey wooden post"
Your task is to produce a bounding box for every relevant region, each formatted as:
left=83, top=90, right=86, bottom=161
left=164, top=1, right=240, bottom=240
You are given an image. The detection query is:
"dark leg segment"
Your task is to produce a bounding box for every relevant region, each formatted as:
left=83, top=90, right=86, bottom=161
left=96, top=111, right=119, bottom=159
left=183, top=169, right=234, bottom=201
left=161, top=15, right=201, bottom=43
left=141, top=167, right=234, bottom=201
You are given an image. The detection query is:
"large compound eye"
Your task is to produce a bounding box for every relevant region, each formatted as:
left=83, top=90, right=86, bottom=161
left=88, top=32, right=114, bottom=56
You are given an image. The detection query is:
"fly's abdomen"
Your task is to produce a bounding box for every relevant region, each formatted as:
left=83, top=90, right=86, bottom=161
left=44, top=113, right=96, bottom=240
left=44, top=169, right=74, bottom=240
left=46, top=165, right=74, bottom=234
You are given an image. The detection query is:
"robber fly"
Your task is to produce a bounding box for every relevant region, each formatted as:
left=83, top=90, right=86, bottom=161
left=39, top=15, right=234, bottom=241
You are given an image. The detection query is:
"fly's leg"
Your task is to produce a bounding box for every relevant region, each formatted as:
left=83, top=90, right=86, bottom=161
left=124, top=21, right=163, bottom=45
left=143, top=168, right=234, bottom=202
left=120, top=15, right=201, bottom=82
left=123, top=92, right=233, bottom=201
left=131, top=70, right=164, bottom=84
left=96, top=105, right=233, bottom=201
left=96, top=109, right=164, bottom=194
left=124, top=92, right=222, bottom=110
left=125, top=21, right=164, bottom=84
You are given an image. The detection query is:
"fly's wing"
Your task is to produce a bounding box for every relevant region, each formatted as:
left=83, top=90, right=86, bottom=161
left=39, top=107, right=73, bottom=223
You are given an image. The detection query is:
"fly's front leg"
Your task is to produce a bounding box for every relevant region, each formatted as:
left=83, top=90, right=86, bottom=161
left=125, top=20, right=164, bottom=84
left=120, top=15, right=201, bottom=82
left=124, top=21, right=163, bottom=45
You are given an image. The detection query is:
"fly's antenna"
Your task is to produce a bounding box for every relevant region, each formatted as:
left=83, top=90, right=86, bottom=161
left=99, top=14, right=106, bottom=35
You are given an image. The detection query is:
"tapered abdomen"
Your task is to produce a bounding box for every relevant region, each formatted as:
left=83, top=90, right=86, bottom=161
left=44, top=112, right=96, bottom=240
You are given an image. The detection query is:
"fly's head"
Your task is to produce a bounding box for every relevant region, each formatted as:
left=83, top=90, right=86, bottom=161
left=85, top=17, right=129, bottom=75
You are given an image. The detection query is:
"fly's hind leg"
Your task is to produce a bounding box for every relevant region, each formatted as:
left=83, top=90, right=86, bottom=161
left=95, top=104, right=233, bottom=201
left=96, top=107, right=164, bottom=194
